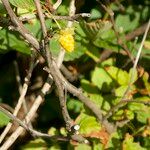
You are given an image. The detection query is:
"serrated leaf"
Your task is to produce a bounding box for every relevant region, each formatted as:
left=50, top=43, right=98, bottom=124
left=128, top=97, right=150, bottom=124
left=112, top=110, right=124, bottom=121
left=106, top=132, right=122, bottom=149
left=75, top=144, right=91, bottom=150
left=129, top=68, right=138, bottom=84
left=115, top=85, right=135, bottom=97
left=80, top=20, right=112, bottom=40
left=105, top=66, right=129, bottom=85
left=123, top=134, right=146, bottom=150
left=144, top=41, right=150, bottom=50
left=115, top=6, right=140, bottom=32
left=81, top=79, right=99, bottom=94
left=142, top=72, right=150, bottom=95
left=9, top=0, right=35, bottom=12
left=75, top=113, right=101, bottom=135
left=91, top=67, right=113, bottom=92
left=125, top=110, right=134, bottom=120
left=20, top=138, right=47, bottom=150
left=0, top=111, right=10, bottom=127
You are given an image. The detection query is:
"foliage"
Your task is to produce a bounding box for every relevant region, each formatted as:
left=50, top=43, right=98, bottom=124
left=0, top=0, right=150, bottom=149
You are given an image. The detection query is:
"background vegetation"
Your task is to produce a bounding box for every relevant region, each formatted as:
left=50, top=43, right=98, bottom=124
left=0, top=0, right=150, bottom=149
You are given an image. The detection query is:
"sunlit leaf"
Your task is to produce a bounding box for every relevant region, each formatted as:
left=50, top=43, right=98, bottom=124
left=0, top=111, right=10, bottom=127
left=91, top=67, right=113, bottom=92
left=9, top=0, right=35, bottom=12
left=105, top=66, right=129, bottom=85
left=20, top=138, right=47, bottom=150
left=75, top=113, right=101, bottom=135
left=123, top=134, right=146, bottom=150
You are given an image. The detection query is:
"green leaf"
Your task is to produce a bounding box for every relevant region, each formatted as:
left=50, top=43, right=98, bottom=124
left=20, top=138, right=47, bottom=150
left=123, top=134, right=146, bottom=150
left=115, top=6, right=140, bottom=32
left=101, top=58, right=115, bottom=67
left=75, top=113, right=101, bottom=135
left=115, top=85, right=135, bottom=97
left=106, top=132, right=122, bottom=149
left=75, top=144, right=91, bottom=150
left=0, top=29, right=31, bottom=54
left=106, top=66, right=129, bottom=85
left=112, top=110, right=124, bottom=121
left=81, top=79, right=99, bottom=94
left=91, top=67, right=113, bottom=92
left=9, top=0, right=35, bottom=12
left=128, top=97, right=150, bottom=123
left=142, top=72, right=150, bottom=95
left=90, top=8, right=102, bottom=20
left=129, top=68, right=138, bottom=84
left=48, top=145, right=61, bottom=150
left=0, top=2, right=7, bottom=14
left=0, top=111, right=10, bottom=127
left=67, top=98, right=83, bottom=113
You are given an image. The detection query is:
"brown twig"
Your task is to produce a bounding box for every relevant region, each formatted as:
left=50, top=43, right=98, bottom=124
left=126, top=22, right=149, bottom=41
left=0, top=58, right=38, bottom=144
left=34, top=0, right=73, bottom=131
left=0, top=105, right=69, bottom=142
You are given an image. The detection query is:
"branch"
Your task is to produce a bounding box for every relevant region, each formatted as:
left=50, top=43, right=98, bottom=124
left=43, top=66, right=115, bottom=134
left=0, top=77, right=52, bottom=149
left=34, top=0, right=73, bottom=131
left=53, top=0, right=62, bottom=10
left=0, top=105, right=70, bottom=142
left=0, top=57, right=38, bottom=144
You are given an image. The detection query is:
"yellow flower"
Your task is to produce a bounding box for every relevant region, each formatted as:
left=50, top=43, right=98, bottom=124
left=59, top=28, right=75, bottom=52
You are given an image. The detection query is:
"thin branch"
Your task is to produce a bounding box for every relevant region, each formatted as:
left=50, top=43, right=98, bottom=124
left=34, top=0, right=73, bottom=131
left=0, top=105, right=69, bottom=142
left=20, top=13, right=91, bottom=22
left=126, top=22, right=149, bottom=41
left=0, top=77, right=52, bottom=150
left=104, top=99, right=150, bottom=121
left=43, top=66, right=115, bottom=134
left=0, top=58, right=37, bottom=144
left=53, top=0, right=62, bottom=10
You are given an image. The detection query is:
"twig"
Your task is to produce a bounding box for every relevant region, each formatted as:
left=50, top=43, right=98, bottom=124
left=122, top=19, right=150, bottom=99
left=57, top=0, right=76, bottom=68
left=53, top=0, right=62, bottom=10
left=126, top=22, right=149, bottom=41
left=0, top=105, right=69, bottom=142
left=96, top=0, right=134, bottom=63
left=0, top=58, right=37, bottom=144
left=0, top=77, right=52, bottom=150
left=20, top=13, right=91, bottom=22
left=34, top=0, right=73, bottom=131
left=104, top=99, right=150, bottom=121
left=43, top=66, right=115, bottom=134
